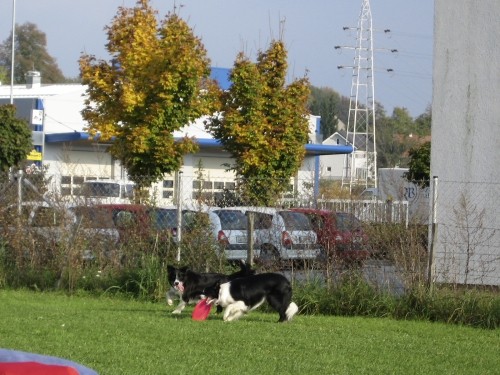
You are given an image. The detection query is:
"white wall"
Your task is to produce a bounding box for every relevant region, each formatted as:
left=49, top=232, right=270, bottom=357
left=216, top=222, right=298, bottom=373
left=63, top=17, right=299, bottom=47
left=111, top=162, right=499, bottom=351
left=321, top=133, right=347, bottom=179
left=432, top=0, right=500, bottom=285
left=44, top=145, right=114, bottom=178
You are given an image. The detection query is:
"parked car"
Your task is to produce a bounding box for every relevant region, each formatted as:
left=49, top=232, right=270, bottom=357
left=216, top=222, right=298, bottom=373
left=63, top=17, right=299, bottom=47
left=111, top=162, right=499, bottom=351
left=227, top=207, right=321, bottom=262
left=69, top=204, right=182, bottom=261
left=181, top=207, right=253, bottom=261
left=291, top=208, right=370, bottom=264
left=0, top=201, right=76, bottom=264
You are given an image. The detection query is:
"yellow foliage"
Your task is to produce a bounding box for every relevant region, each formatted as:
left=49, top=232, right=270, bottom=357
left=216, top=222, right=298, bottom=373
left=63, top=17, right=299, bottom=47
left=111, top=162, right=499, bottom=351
left=79, top=0, right=211, bottom=186
left=206, top=39, right=310, bottom=205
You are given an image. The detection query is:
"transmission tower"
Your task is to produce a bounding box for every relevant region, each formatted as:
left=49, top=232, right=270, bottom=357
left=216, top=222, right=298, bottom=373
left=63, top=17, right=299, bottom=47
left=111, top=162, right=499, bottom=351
left=337, top=0, right=377, bottom=194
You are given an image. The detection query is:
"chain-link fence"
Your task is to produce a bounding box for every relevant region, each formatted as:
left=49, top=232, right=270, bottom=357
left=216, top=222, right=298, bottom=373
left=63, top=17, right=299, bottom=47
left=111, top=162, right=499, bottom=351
left=1, top=171, right=499, bottom=291
left=429, top=179, right=500, bottom=287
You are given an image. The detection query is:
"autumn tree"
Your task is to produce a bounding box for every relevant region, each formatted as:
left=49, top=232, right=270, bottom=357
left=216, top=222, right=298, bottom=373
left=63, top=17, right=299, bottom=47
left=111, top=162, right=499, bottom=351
left=0, top=22, right=65, bottom=84
left=376, top=106, right=423, bottom=168
left=206, top=40, right=310, bottom=206
left=0, top=104, right=33, bottom=172
left=414, top=106, right=432, bottom=136
left=79, top=0, right=216, bottom=187
left=405, top=141, right=431, bottom=187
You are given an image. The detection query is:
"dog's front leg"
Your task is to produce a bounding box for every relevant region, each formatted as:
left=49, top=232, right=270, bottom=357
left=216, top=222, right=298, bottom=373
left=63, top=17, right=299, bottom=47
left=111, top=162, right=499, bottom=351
left=223, top=302, right=246, bottom=322
left=166, top=287, right=179, bottom=306
left=172, top=301, right=186, bottom=314
left=222, top=304, right=234, bottom=321
left=172, top=297, right=187, bottom=314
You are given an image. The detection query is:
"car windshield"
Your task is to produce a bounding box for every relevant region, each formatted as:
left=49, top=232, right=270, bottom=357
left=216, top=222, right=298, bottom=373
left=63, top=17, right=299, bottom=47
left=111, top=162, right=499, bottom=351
left=32, top=206, right=71, bottom=227
left=182, top=211, right=211, bottom=231
left=252, top=212, right=273, bottom=229
left=113, top=209, right=137, bottom=227
left=336, top=213, right=362, bottom=231
left=151, top=208, right=178, bottom=230
left=279, top=211, right=312, bottom=231
left=306, top=212, right=329, bottom=231
left=214, top=210, right=247, bottom=230
left=71, top=206, right=115, bottom=229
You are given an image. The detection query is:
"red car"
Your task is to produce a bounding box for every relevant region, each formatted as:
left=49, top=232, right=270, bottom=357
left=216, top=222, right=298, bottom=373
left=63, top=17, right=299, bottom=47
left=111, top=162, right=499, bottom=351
left=290, top=208, right=370, bottom=265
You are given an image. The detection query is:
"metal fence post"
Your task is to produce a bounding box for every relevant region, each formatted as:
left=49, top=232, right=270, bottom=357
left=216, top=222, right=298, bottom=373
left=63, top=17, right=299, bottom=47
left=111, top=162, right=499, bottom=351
left=246, top=211, right=255, bottom=266
left=17, top=170, right=23, bottom=215
left=176, top=171, right=183, bottom=263
left=427, top=176, right=438, bottom=289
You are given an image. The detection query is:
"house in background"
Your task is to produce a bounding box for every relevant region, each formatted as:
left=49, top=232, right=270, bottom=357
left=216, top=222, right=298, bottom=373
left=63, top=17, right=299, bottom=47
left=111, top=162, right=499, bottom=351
left=320, top=131, right=348, bottom=180
left=0, top=69, right=353, bottom=206
left=320, top=128, right=371, bottom=184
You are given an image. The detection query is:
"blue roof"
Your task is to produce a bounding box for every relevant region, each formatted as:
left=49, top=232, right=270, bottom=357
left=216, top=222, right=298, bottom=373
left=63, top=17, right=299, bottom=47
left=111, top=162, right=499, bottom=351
left=210, top=67, right=231, bottom=90
left=45, top=132, right=90, bottom=143
left=196, top=138, right=353, bottom=155
left=45, top=132, right=353, bottom=155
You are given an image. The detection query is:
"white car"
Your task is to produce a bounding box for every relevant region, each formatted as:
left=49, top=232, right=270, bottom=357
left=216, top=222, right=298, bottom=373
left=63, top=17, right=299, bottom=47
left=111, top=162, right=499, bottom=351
left=182, top=207, right=253, bottom=261
left=230, top=207, right=321, bottom=261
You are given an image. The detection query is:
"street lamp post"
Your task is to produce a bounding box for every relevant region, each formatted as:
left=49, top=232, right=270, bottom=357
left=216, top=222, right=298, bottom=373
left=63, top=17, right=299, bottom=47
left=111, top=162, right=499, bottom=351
left=10, top=0, right=16, bottom=104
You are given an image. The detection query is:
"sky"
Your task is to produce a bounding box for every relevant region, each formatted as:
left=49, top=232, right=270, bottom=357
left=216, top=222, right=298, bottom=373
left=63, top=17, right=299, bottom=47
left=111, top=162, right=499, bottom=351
left=0, top=0, right=434, bottom=118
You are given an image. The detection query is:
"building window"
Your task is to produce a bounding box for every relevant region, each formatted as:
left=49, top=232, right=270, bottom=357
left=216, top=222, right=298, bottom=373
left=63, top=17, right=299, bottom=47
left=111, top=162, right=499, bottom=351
left=193, top=180, right=213, bottom=190
left=162, top=179, right=174, bottom=200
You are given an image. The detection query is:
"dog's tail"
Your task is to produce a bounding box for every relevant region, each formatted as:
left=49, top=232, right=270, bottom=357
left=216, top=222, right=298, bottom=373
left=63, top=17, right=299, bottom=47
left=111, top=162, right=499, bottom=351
left=286, top=302, right=299, bottom=321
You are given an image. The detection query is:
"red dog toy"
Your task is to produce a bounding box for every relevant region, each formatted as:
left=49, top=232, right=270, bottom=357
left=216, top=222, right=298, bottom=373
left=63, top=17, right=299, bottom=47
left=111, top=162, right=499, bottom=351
left=192, top=298, right=213, bottom=321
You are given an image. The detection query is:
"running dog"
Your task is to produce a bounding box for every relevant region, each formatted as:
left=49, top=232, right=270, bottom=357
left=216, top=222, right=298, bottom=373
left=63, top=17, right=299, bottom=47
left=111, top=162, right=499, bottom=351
left=167, top=261, right=255, bottom=315
left=166, top=265, right=188, bottom=307
left=205, top=273, right=299, bottom=323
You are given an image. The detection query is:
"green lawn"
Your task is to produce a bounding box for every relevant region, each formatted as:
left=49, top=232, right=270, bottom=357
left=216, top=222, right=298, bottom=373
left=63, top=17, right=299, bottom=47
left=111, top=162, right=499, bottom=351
left=0, top=290, right=499, bottom=375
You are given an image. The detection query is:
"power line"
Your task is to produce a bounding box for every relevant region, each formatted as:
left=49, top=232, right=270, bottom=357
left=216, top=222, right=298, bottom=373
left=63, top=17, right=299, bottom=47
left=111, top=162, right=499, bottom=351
left=337, top=0, right=393, bottom=193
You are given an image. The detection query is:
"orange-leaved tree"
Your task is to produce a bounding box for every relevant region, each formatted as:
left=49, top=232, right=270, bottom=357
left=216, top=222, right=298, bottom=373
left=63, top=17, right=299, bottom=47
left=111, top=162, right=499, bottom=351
left=79, top=0, right=218, bottom=188
left=206, top=40, right=310, bottom=206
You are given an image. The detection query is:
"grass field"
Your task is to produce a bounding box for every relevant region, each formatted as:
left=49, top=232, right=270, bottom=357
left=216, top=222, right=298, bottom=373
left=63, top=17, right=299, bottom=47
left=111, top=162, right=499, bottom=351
left=0, top=289, right=499, bottom=375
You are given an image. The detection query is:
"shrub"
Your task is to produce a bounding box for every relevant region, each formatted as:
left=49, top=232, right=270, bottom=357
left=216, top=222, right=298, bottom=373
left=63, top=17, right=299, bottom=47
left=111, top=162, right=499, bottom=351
left=293, top=279, right=500, bottom=329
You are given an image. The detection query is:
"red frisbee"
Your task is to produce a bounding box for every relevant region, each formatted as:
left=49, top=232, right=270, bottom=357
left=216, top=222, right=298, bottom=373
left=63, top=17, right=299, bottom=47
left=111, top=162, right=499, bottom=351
left=192, top=298, right=212, bottom=321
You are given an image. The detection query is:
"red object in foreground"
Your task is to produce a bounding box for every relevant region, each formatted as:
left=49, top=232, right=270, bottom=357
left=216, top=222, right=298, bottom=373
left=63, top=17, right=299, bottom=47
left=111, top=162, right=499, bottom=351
left=0, top=361, right=79, bottom=375
left=192, top=299, right=212, bottom=321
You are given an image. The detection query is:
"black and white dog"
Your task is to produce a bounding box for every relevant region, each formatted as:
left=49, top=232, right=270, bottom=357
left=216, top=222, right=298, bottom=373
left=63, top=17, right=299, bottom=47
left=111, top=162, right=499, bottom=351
left=205, top=273, right=299, bottom=323
left=166, top=261, right=255, bottom=315
left=166, top=265, right=188, bottom=307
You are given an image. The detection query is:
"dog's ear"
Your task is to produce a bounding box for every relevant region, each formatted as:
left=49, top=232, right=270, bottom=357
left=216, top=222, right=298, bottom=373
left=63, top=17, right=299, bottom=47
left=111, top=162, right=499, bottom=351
left=239, top=260, right=255, bottom=275
left=167, top=265, right=175, bottom=273
left=204, top=281, right=221, bottom=298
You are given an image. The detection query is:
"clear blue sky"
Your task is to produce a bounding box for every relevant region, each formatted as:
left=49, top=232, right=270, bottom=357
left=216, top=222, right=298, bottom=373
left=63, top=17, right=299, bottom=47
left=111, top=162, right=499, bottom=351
left=0, top=0, right=433, bottom=117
